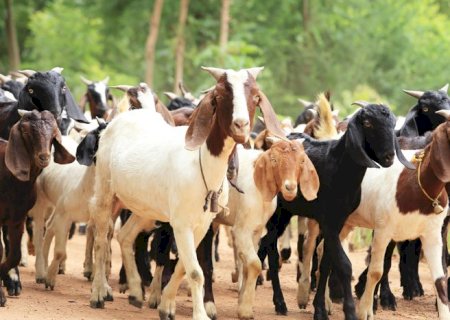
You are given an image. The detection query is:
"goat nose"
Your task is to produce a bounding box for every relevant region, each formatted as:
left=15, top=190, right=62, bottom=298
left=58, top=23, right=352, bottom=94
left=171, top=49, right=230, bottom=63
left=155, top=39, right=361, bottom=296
left=284, top=181, right=297, bottom=192
left=384, top=153, right=394, bottom=163
left=39, top=154, right=49, bottom=161
left=233, top=119, right=249, bottom=130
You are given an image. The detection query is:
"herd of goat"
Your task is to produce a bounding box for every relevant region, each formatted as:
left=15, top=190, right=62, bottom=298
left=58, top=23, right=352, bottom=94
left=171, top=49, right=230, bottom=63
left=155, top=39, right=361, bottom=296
left=0, top=67, right=449, bottom=320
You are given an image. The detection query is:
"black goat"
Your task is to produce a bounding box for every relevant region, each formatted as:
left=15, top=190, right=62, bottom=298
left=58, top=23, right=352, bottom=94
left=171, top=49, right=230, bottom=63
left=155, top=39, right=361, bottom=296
left=0, top=68, right=88, bottom=140
left=257, top=103, right=412, bottom=319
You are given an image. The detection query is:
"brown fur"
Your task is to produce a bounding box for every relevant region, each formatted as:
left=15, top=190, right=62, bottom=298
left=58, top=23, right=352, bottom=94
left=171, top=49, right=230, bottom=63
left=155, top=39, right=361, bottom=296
left=254, top=140, right=319, bottom=202
left=0, top=110, right=74, bottom=306
left=396, top=122, right=450, bottom=215
left=171, top=107, right=194, bottom=126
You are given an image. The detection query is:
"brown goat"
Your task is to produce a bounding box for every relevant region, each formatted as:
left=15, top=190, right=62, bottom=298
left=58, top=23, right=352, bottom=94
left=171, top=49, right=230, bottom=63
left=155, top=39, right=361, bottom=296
left=0, top=110, right=74, bottom=306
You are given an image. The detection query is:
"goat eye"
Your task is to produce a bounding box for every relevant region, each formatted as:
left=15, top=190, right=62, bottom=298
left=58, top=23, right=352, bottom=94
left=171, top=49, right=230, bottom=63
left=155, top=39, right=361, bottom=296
left=62, top=86, right=67, bottom=93
left=28, top=88, right=33, bottom=94
left=253, top=95, right=260, bottom=104
left=363, top=120, right=372, bottom=128
left=422, top=106, right=429, bottom=112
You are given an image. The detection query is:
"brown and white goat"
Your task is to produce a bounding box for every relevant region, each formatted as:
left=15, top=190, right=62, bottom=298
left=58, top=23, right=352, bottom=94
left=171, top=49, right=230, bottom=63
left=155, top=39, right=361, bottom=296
left=342, top=109, right=450, bottom=319
left=88, top=67, right=285, bottom=320
left=0, top=110, right=74, bottom=306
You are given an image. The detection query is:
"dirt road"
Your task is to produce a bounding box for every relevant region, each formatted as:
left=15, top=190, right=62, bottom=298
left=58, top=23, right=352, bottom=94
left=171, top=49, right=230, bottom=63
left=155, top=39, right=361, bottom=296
left=1, top=231, right=442, bottom=319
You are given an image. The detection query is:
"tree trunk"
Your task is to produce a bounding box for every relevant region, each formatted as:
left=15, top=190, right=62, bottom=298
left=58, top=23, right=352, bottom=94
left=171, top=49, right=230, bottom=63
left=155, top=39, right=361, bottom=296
left=173, top=0, right=189, bottom=94
left=302, top=0, right=309, bottom=34
left=4, top=0, right=20, bottom=71
left=145, top=0, right=164, bottom=86
left=219, top=0, right=231, bottom=65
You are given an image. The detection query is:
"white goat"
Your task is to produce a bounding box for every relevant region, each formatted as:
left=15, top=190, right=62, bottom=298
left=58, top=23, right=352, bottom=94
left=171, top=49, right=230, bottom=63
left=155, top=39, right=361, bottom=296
left=88, top=67, right=285, bottom=320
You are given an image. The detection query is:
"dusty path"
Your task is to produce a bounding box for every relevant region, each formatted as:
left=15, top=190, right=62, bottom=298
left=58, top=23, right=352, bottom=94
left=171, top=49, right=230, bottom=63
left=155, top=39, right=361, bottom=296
left=1, top=230, right=443, bottom=320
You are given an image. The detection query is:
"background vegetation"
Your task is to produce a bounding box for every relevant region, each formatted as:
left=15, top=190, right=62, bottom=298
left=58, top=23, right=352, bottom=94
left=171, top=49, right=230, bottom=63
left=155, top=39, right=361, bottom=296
left=1, top=0, right=449, bottom=118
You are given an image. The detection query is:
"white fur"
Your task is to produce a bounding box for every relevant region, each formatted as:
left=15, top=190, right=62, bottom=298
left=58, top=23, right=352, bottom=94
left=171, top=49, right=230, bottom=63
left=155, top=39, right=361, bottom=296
left=28, top=136, right=96, bottom=287
left=227, top=70, right=251, bottom=126
left=93, top=82, right=108, bottom=107
left=344, top=150, right=449, bottom=320
left=90, top=108, right=234, bottom=319
left=136, top=83, right=156, bottom=111
left=227, top=146, right=278, bottom=318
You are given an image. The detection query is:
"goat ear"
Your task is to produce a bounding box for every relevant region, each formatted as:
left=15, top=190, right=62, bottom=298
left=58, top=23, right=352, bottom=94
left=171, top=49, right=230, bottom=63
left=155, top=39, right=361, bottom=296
left=254, top=152, right=277, bottom=201
left=63, top=86, right=89, bottom=124
left=52, top=129, right=75, bottom=164
left=185, top=92, right=215, bottom=150
left=398, top=107, right=419, bottom=136
left=430, top=127, right=450, bottom=181
left=258, top=92, right=286, bottom=139
left=5, top=123, right=30, bottom=181
left=395, top=137, right=415, bottom=169
left=298, top=152, right=320, bottom=201
left=345, top=120, right=380, bottom=168
left=76, top=136, right=95, bottom=166
left=155, top=100, right=175, bottom=126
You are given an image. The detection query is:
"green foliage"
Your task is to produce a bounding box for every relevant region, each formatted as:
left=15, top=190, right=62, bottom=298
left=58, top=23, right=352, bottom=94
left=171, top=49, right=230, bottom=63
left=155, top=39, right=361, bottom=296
left=1, top=0, right=449, bottom=117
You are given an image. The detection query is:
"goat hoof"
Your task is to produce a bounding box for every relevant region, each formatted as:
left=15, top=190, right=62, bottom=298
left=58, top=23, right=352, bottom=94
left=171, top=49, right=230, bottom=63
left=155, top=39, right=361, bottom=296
left=128, top=296, right=143, bottom=308
left=119, top=283, right=128, bottom=294
left=256, top=274, right=263, bottom=286
left=205, top=301, right=217, bottom=320
left=275, top=301, right=288, bottom=315
left=313, top=309, right=329, bottom=320
left=0, top=294, right=5, bottom=307
left=280, top=248, right=292, bottom=263
left=298, top=303, right=307, bottom=309
left=90, top=300, right=105, bottom=309
left=159, top=310, right=175, bottom=320
left=36, top=278, right=45, bottom=284
left=231, top=271, right=238, bottom=283
left=104, top=292, right=114, bottom=301
left=83, top=271, right=92, bottom=280
left=380, top=291, right=397, bottom=311
left=58, top=269, right=65, bottom=275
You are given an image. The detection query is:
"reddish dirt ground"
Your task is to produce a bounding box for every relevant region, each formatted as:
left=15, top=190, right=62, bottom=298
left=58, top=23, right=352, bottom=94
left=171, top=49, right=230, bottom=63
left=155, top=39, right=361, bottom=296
left=1, top=230, right=444, bottom=320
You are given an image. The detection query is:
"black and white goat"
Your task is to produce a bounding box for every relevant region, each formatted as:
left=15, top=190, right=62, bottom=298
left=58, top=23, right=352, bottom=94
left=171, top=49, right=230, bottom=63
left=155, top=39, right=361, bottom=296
left=257, top=102, right=413, bottom=320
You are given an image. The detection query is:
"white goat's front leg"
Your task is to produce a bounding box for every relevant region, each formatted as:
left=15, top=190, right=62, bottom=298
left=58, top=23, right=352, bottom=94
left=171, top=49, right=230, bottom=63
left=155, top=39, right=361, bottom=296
left=42, top=214, right=56, bottom=274
left=20, top=232, right=28, bottom=267
left=234, top=229, right=262, bottom=319
left=45, top=212, right=70, bottom=290
left=117, top=214, right=155, bottom=308
left=89, top=195, right=114, bottom=308
left=148, top=265, right=163, bottom=309
left=159, top=224, right=210, bottom=320
left=421, top=230, right=450, bottom=319
left=297, top=219, right=320, bottom=309
left=83, top=220, right=94, bottom=280
left=32, top=208, right=52, bottom=283
left=357, top=230, right=391, bottom=320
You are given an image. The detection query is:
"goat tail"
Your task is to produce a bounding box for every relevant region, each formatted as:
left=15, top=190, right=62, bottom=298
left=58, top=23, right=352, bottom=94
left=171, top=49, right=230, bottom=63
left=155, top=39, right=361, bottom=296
left=314, top=93, right=337, bottom=140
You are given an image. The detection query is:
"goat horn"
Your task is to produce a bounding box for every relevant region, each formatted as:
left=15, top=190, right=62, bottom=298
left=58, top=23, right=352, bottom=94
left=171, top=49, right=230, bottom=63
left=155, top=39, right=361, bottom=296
left=298, top=98, right=313, bottom=107
left=17, top=109, right=31, bottom=117
left=110, top=85, right=133, bottom=92
left=439, top=83, right=449, bottom=93
left=436, top=110, right=450, bottom=120
left=352, top=101, right=370, bottom=108
left=102, top=76, right=110, bottom=84
left=164, top=92, right=178, bottom=100
left=245, top=67, right=264, bottom=80
left=201, top=66, right=226, bottom=81
left=51, top=67, right=64, bottom=74
left=17, top=69, right=37, bottom=78
left=179, top=81, right=188, bottom=96
left=403, top=89, right=424, bottom=99
left=80, top=75, right=93, bottom=85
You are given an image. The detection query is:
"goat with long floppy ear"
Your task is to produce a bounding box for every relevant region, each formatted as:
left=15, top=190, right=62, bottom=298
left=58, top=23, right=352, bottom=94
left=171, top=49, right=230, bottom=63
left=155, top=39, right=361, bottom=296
left=186, top=67, right=286, bottom=151
left=5, top=111, right=74, bottom=181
